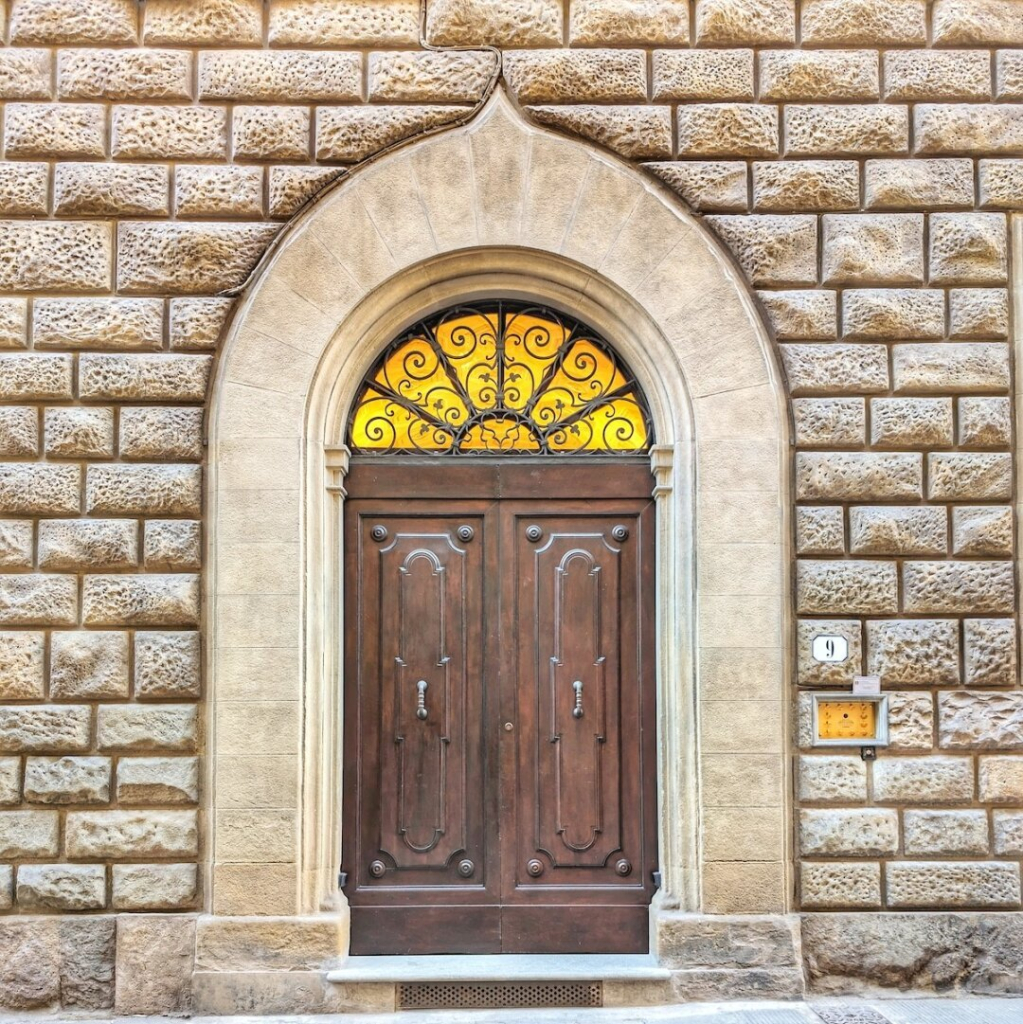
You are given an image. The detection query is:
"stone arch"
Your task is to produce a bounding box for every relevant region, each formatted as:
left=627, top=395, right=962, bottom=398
left=206, top=89, right=791, bottom=940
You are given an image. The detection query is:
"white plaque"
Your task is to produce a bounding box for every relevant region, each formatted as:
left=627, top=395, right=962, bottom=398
left=811, top=635, right=849, bottom=663
left=853, top=674, right=881, bottom=695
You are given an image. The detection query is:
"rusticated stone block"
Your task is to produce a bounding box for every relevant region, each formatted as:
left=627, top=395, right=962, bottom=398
left=0, top=407, right=38, bottom=457
left=905, top=810, right=988, bottom=856
left=425, top=0, right=562, bottom=45
left=798, top=755, right=866, bottom=802
left=796, top=452, right=922, bottom=502
left=0, top=705, right=90, bottom=754
left=800, top=862, right=881, bottom=910
left=760, top=50, right=877, bottom=101
left=823, top=213, right=923, bottom=285
left=842, top=289, right=944, bottom=339
left=893, top=343, right=1009, bottom=393
left=34, top=297, right=163, bottom=351
left=570, top=0, right=690, bottom=44
left=114, top=914, right=195, bottom=1015
left=797, top=619, right=862, bottom=685
left=647, top=161, right=747, bottom=212
left=82, top=574, right=200, bottom=627
left=707, top=214, right=815, bottom=285
left=86, top=464, right=201, bottom=517
left=0, top=632, right=44, bottom=699
left=38, top=519, right=137, bottom=572
left=904, top=561, right=1014, bottom=615
left=0, top=354, right=71, bottom=400
left=929, top=212, right=1007, bottom=286
left=796, top=507, right=845, bottom=556
left=5, top=103, right=106, bottom=159
left=757, top=290, right=836, bottom=339
left=933, top=0, right=1023, bottom=45
left=269, top=0, right=419, bottom=45
left=268, top=167, right=340, bottom=218
left=17, top=865, right=106, bottom=911
left=54, top=162, right=170, bottom=217
left=0, top=575, right=77, bottom=627
left=0, top=300, right=27, bottom=349
left=874, top=755, right=974, bottom=803
left=953, top=507, right=1013, bottom=558
left=694, top=0, right=794, bottom=44
left=67, top=809, right=199, bottom=859
left=144, top=522, right=201, bottom=573
left=0, top=810, right=59, bottom=858
left=950, top=289, right=1009, bottom=339
left=887, top=862, right=1020, bottom=909
left=316, top=105, right=465, bottom=163
left=44, top=408, right=115, bottom=460
left=144, top=0, right=262, bottom=45
left=0, top=162, right=47, bottom=215
left=916, top=104, right=1023, bottom=155
left=116, top=757, right=199, bottom=805
left=0, top=760, right=17, bottom=805
left=0, top=221, right=111, bottom=293
left=928, top=453, right=1012, bottom=501
left=867, top=619, right=959, bottom=685
left=799, top=809, right=898, bottom=857
left=135, top=631, right=201, bottom=699
left=529, top=105, right=672, bottom=160
left=11, top=0, right=136, bottom=44
left=112, top=863, right=197, bottom=911
left=675, top=104, right=779, bottom=158
left=785, top=105, right=907, bottom=157
left=964, top=619, right=1017, bottom=687
left=175, top=165, right=263, bottom=218
left=0, top=464, right=79, bottom=516
left=79, top=353, right=212, bottom=402
left=871, top=397, right=952, bottom=449
left=781, top=344, right=888, bottom=395
left=802, top=0, right=925, bottom=44
left=865, top=158, right=974, bottom=210
left=0, top=49, right=51, bottom=99
left=652, top=49, right=753, bottom=101
left=113, top=105, right=227, bottom=160
left=980, top=756, right=1023, bottom=803
left=200, top=50, right=361, bottom=102
left=792, top=398, right=865, bottom=447
left=753, top=161, right=858, bottom=212
left=979, top=159, right=1023, bottom=209
left=884, top=50, right=991, bottom=102
left=888, top=692, right=935, bottom=752
left=58, top=49, right=192, bottom=101
left=50, top=631, right=128, bottom=700
left=849, top=506, right=946, bottom=557
left=120, top=408, right=203, bottom=461
left=0, top=521, right=32, bottom=569
left=939, top=691, right=1023, bottom=750
left=994, top=812, right=1023, bottom=855
left=796, top=561, right=898, bottom=615
left=373, top=50, right=497, bottom=102
left=234, top=105, right=310, bottom=161
left=169, top=298, right=233, bottom=351
left=97, top=705, right=197, bottom=752
left=24, top=757, right=110, bottom=805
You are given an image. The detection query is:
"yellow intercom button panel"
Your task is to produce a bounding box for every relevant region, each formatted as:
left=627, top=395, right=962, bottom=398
left=811, top=693, right=888, bottom=748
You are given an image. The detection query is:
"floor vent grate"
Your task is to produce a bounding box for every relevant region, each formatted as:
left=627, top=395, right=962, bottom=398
left=397, top=981, right=603, bottom=1009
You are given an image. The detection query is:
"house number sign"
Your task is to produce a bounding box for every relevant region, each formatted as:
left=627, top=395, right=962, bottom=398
left=811, top=634, right=849, bottom=663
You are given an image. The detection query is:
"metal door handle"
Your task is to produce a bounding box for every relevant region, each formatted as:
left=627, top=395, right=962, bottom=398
left=572, top=680, right=584, bottom=719
left=416, top=679, right=428, bottom=720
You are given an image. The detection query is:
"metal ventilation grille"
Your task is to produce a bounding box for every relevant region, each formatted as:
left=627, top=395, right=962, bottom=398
left=397, top=981, right=602, bottom=1009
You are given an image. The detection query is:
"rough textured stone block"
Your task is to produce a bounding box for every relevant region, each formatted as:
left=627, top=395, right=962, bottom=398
left=887, top=862, right=1020, bottom=909
left=0, top=49, right=51, bottom=99
left=867, top=619, right=958, bottom=685
left=675, top=104, right=778, bottom=158
left=23, top=757, right=110, bottom=805
left=44, top=408, right=115, bottom=460
left=799, top=809, right=898, bottom=857
left=785, top=105, right=907, bottom=156
left=842, top=290, right=944, bottom=340
left=97, top=705, right=197, bottom=752
left=0, top=354, right=71, bottom=400
left=50, top=631, right=128, bottom=700
left=646, top=161, right=746, bottom=212
left=0, top=221, right=111, bottom=292
left=802, top=0, right=925, bottom=44
left=0, top=162, right=47, bottom=215
left=796, top=452, right=922, bottom=501
left=888, top=692, right=935, bottom=752
left=760, top=50, right=877, bottom=101
left=0, top=705, right=90, bottom=754
left=17, top=865, right=106, bottom=911
left=885, top=50, right=991, bottom=101
left=694, top=0, right=794, bottom=44
left=800, top=862, right=881, bottom=910
left=953, top=506, right=1014, bottom=557
left=929, top=213, right=1007, bottom=285
left=200, top=50, right=361, bottom=102
left=529, top=105, right=672, bottom=160
left=850, top=506, right=946, bottom=557
left=823, top=214, right=923, bottom=286
left=0, top=575, right=78, bottom=627
left=0, top=760, right=17, bottom=805
left=145, top=0, right=262, bottom=45
left=113, top=105, right=227, bottom=160
left=112, top=863, right=197, bottom=911
left=792, top=398, right=865, bottom=447
left=980, top=159, right=1023, bottom=209
left=426, top=0, right=562, bottom=45
left=135, top=632, right=201, bottom=699
left=994, top=812, right=1023, bottom=855
left=169, top=298, right=233, bottom=351
left=933, top=0, right=1023, bottom=45
left=117, top=757, right=199, bottom=805
left=67, top=810, right=198, bottom=859
left=797, top=619, right=862, bottom=685
left=865, top=158, right=974, bottom=210
left=798, top=755, right=866, bottom=802
left=870, top=397, right=952, bottom=449
left=753, top=161, right=858, bottom=212
left=59, top=48, right=192, bottom=101
left=950, top=289, right=1009, bottom=339
left=120, top=408, right=204, bottom=461
left=707, top=214, right=815, bottom=285
left=372, top=50, right=497, bottom=102
left=0, top=407, right=38, bottom=457
left=781, top=344, right=888, bottom=395
left=0, top=632, right=44, bottom=699
left=928, top=453, right=1012, bottom=501
left=11, top=0, right=136, bottom=43
left=964, top=619, right=1017, bottom=687
left=54, top=162, right=169, bottom=217
left=916, top=104, right=1023, bottom=155
left=0, top=810, right=59, bottom=857
left=5, top=102, right=106, bottom=159
left=940, top=692, right=1023, bottom=750
left=79, top=354, right=212, bottom=402
left=269, top=0, right=418, bottom=45
left=38, top=519, right=137, bottom=571
left=0, top=522, right=33, bottom=569
left=234, top=105, right=311, bottom=161
left=796, top=561, right=898, bottom=615
left=905, top=810, right=988, bottom=857
left=315, top=104, right=465, bottom=162
left=86, top=464, right=201, bottom=517
left=34, top=298, right=163, bottom=351
left=83, top=574, right=200, bottom=627
left=0, top=300, right=28, bottom=349
left=795, top=507, right=845, bottom=555
left=144, top=522, right=202, bottom=572
left=874, top=755, right=974, bottom=803
left=268, top=167, right=340, bottom=218
left=757, top=290, right=836, bottom=339
left=175, top=165, right=263, bottom=218
left=114, top=914, right=195, bottom=1014
left=905, top=561, right=1014, bottom=615
left=893, top=343, right=1009, bottom=394
left=980, top=756, right=1023, bottom=803
left=652, top=49, right=753, bottom=101
left=570, top=0, right=690, bottom=44
left=0, top=464, right=79, bottom=516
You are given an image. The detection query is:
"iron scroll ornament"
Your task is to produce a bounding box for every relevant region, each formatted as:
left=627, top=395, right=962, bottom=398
left=347, top=302, right=652, bottom=455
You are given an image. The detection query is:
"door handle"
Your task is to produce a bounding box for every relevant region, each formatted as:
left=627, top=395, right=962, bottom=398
left=416, top=679, right=428, bottom=720
left=572, top=680, right=584, bottom=719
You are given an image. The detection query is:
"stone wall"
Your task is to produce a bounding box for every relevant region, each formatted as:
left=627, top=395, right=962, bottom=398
left=0, top=0, right=1021, bottom=992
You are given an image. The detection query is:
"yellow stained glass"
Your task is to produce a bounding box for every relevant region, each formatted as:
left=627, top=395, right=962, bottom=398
left=348, top=303, right=651, bottom=455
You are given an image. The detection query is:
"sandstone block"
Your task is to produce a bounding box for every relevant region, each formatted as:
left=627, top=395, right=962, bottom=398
left=269, top=0, right=419, bottom=45
left=905, top=810, right=988, bottom=857
left=842, top=289, right=944, bottom=339
left=939, top=691, right=1023, bottom=750
left=112, top=863, right=197, bottom=911
left=798, top=755, right=866, bottom=802
left=916, top=104, right=1023, bottom=155
left=0, top=300, right=27, bottom=348
left=315, top=105, right=465, bottom=163
left=0, top=407, right=38, bottom=457
left=80, top=353, right=212, bottom=402
left=268, top=167, right=340, bottom=218
left=849, top=506, right=947, bottom=557
left=796, top=561, right=898, bottom=615
left=797, top=619, right=862, bottom=685
left=800, top=861, right=881, bottom=910
left=802, top=0, right=925, bottom=44
left=372, top=50, right=497, bottom=102
left=425, top=0, right=562, bottom=45
left=114, top=914, right=195, bottom=1014
left=34, top=297, right=163, bottom=351
left=0, top=705, right=90, bottom=754
left=17, top=865, right=106, bottom=911
left=694, top=0, right=794, bottom=44
left=865, top=158, right=974, bottom=211
left=0, top=49, right=52, bottom=99
left=0, top=810, right=59, bottom=857
left=54, top=162, right=170, bottom=217
left=905, top=561, right=1014, bottom=615
left=0, top=575, right=77, bottom=626
left=885, top=50, right=990, bottom=102
left=795, top=506, right=845, bottom=556
left=169, top=298, right=233, bottom=351
left=928, top=453, right=1012, bottom=501
left=979, top=159, right=1023, bottom=209
left=38, top=519, right=137, bottom=572
left=760, top=50, right=877, bottom=101
left=0, top=354, right=71, bottom=400
left=753, top=161, right=858, bottom=212
left=5, top=102, right=105, bottom=159
left=953, top=507, right=1014, bottom=558
left=211, top=863, right=298, bottom=916
left=144, top=0, right=263, bottom=45
left=570, top=0, right=690, bottom=45
left=757, top=290, right=836, bottom=339
left=933, top=0, right=1023, bottom=45
left=175, top=165, right=263, bottom=218
left=97, top=704, right=197, bottom=752
left=50, top=631, right=128, bottom=700
left=135, top=631, right=201, bottom=700
left=707, top=214, right=815, bottom=285
left=651, top=49, right=753, bottom=102
left=887, top=862, right=1020, bottom=909
left=0, top=464, right=79, bottom=516
left=23, top=757, right=110, bottom=805
left=144, top=522, right=202, bottom=573
left=823, top=213, right=923, bottom=286
left=233, top=105, right=310, bottom=160
left=117, top=757, right=199, bottom=805
left=0, top=522, right=33, bottom=569
left=0, top=221, right=111, bottom=292
left=950, top=289, right=1009, bottom=339
left=44, top=408, right=115, bottom=460
left=216, top=808, right=297, bottom=864
left=0, top=760, right=16, bottom=805
left=58, top=49, right=192, bottom=101
left=10, top=0, right=137, bottom=44
left=780, top=344, right=888, bottom=394
left=67, top=809, right=198, bottom=859
left=964, top=619, right=1017, bottom=687
left=792, top=398, right=865, bottom=447
left=675, top=104, right=778, bottom=158
left=979, top=756, right=1023, bottom=803
left=893, top=343, right=1009, bottom=393
left=799, top=808, right=898, bottom=857
left=0, top=632, right=44, bottom=698
left=870, top=397, right=953, bottom=449
left=86, top=464, right=201, bottom=517
left=200, top=50, right=361, bottom=102
left=874, top=755, right=974, bottom=803
left=795, top=452, right=922, bottom=502
left=0, top=162, right=47, bottom=215
left=785, top=105, right=907, bottom=157
left=929, top=213, right=1007, bottom=286
left=83, top=574, right=200, bottom=627
left=646, top=161, right=747, bottom=212
left=994, top=812, right=1023, bottom=855
left=529, top=105, right=672, bottom=160
left=867, top=619, right=958, bottom=685
left=888, top=692, right=935, bottom=752
left=113, top=105, right=227, bottom=160
left=120, top=408, right=204, bottom=461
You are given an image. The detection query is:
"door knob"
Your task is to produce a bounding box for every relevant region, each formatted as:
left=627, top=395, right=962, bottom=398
left=416, top=679, right=428, bottom=720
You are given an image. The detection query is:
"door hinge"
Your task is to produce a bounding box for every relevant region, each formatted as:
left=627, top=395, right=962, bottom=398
left=652, top=870, right=662, bottom=889
left=338, top=870, right=348, bottom=889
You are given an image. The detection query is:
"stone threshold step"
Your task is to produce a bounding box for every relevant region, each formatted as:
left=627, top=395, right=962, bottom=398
left=326, top=954, right=671, bottom=984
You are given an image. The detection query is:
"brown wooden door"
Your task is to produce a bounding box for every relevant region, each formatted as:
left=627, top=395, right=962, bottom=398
left=343, top=461, right=657, bottom=954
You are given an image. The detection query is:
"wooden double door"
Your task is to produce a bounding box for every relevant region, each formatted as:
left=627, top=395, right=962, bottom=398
left=342, top=460, right=658, bottom=954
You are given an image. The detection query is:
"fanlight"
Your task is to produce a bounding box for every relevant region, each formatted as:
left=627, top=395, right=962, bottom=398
left=347, top=302, right=652, bottom=455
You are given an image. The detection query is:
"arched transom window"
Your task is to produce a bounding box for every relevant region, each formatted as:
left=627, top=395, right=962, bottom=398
left=348, top=301, right=652, bottom=455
